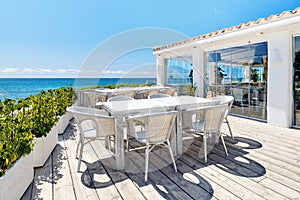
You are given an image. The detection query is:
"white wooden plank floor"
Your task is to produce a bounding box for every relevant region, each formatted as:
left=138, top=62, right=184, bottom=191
left=21, top=116, right=300, bottom=200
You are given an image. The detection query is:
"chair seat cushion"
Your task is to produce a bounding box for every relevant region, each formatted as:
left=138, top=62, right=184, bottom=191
left=134, top=130, right=147, bottom=143
left=192, top=121, right=204, bottom=131
left=83, top=129, right=97, bottom=138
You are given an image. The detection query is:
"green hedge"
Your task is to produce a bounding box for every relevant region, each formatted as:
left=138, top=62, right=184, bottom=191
left=0, top=87, right=74, bottom=177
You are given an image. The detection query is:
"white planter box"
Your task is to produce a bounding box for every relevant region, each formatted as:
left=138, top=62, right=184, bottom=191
left=0, top=153, right=34, bottom=200
left=33, top=125, right=58, bottom=167
left=57, top=113, right=71, bottom=134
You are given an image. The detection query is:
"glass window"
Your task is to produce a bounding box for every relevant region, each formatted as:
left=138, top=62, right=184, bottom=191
left=293, top=36, right=300, bottom=126
left=206, top=42, right=268, bottom=121
left=166, top=58, right=192, bottom=85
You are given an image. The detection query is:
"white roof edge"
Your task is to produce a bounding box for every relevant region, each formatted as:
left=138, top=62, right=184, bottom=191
left=153, top=14, right=300, bottom=55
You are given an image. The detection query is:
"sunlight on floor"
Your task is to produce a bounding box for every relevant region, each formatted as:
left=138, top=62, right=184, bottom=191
left=234, top=156, right=251, bottom=164
left=235, top=142, right=250, bottom=148
left=216, top=163, right=228, bottom=170
left=93, top=174, right=111, bottom=183
left=156, top=184, right=168, bottom=194
left=183, top=172, right=200, bottom=184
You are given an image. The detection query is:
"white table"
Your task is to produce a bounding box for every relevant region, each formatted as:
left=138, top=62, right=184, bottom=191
left=102, top=96, right=219, bottom=169
left=95, top=86, right=173, bottom=99
left=151, top=96, right=220, bottom=155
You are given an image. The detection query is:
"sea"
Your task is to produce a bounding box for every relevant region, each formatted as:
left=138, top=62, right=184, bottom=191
left=0, top=78, right=156, bottom=101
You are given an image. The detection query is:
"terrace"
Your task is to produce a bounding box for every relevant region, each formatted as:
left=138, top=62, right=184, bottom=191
left=21, top=115, right=300, bottom=199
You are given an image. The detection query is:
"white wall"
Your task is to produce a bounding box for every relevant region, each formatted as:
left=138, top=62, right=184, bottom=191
left=267, top=31, right=293, bottom=127
left=156, top=55, right=166, bottom=86
left=192, top=47, right=205, bottom=97
left=154, top=22, right=300, bottom=127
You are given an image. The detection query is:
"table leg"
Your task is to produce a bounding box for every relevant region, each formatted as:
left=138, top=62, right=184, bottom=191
left=114, top=115, right=124, bottom=170
left=176, top=109, right=183, bottom=156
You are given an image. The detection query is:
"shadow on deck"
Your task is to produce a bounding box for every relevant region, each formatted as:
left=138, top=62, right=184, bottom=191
left=22, top=116, right=300, bottom=199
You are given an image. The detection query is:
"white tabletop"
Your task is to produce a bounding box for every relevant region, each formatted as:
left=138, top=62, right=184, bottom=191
left=102, top=96, right=219, bottom=114
left=151, top=96, right=218, bottom=107
left=102, top=98, right=175, bottom=115
left=94, top=86, right=172, bottom=94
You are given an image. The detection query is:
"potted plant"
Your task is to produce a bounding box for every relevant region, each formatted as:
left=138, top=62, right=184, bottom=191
left=30, top=90, right=59, bottom=167
left=251, top=68, right=259, bottom=83
left=186, top=83, right=197, bottom=96
left=54, top=87, right=73, bottom=134
left=0, top=98, right=35, bottom=200
left=216, top=66, right=227, bottom=84
left=30, top=87, right=73, bottom=167
left=186, top=69, right=197, bottom=96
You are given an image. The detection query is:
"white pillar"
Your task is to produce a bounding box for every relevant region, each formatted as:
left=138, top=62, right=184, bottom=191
left=192, top=47, right=205, bottom=97
left=267, top=31, right=293, bottom=127
left=156, top=55, right=166, bottom=86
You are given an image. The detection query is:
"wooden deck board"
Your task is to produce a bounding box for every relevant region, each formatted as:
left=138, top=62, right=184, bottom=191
left=129, top=141, right=215, bottom=200
left=217, top=138, right=300, bottom=190
left=31, top=151, right=53, bottom=200
left=53, top=136, right=77, bottom=200
left=22, top=116, right=300, bottom=199
left=62, top=128, right=101, bottom=200
left=121, top=143, right=195, bottom=200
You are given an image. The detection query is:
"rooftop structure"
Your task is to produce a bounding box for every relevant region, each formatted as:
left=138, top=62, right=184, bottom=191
left=154, top=7, right=300, bottom=128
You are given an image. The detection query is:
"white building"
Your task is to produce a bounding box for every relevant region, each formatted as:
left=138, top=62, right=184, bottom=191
left=154, top=7, right=300, bottom=128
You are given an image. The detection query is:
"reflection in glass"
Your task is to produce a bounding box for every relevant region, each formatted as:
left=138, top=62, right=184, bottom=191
left=206, top=42, right=268, bottom=121
left=166, top=58, right=192, bottom=85
left=293, top=37, right=300, bottom=126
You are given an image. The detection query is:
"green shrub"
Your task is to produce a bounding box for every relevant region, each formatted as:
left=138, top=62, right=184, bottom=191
left=0, top=87, right=74, bottom=176
left=29, top=87, right=73, bottom=137
left=186, top=83, right=197, bottom=96
left=0, top=98, right=34, bottom=177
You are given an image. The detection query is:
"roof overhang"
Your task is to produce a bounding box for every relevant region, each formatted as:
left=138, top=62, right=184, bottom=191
left=153, top=7, right=300, bottom=56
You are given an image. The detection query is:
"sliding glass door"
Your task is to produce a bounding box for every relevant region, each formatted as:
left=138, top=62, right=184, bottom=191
left=206, top=42, right=268, bottom=121
left=293, top=36, right=300, bottom=126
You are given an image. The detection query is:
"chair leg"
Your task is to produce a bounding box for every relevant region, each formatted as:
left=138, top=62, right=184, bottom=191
left=167, top=140, right=177, bottom=172
left=75, top=139, right=81, bottom=159
left=220, top=134, right=228, bottom=156
left=77, top=140, right=84, bottom=172
left=241, top=100, right=244, bottom=113
left=226, top=117, right=234, bottom=139
left=203, top=133, right=207, bottom=163
left=145, top=145, right=150, bottom=182
left=126, top=135, right=131, bottom=152
left=105, top=136, right=110, bottom=150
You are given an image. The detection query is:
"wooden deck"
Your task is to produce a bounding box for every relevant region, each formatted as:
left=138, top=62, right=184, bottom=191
left=22, top=116, right=300, bottom=200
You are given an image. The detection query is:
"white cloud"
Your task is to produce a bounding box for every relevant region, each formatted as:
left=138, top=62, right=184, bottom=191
left=39, top=68, right=53, bottom=73
left=56, top=69, right=67, bottom=73
left=0, top=67, right=19, bottom=73
left=68, top=69, right=79, bottom=73
left=102, top=70, right=125, bottom=74
left=23, top=68, right=37, bottom=73
left=0, top=66, right=155, bottom=78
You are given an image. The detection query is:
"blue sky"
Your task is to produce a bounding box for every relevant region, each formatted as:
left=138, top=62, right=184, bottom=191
left=0, top=0, right=299, bottom=78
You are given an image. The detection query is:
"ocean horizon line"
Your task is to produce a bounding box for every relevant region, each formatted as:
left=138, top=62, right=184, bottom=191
left=0, top=77, right=156, bottom=79
left=0, top=77, right=158, bottom=100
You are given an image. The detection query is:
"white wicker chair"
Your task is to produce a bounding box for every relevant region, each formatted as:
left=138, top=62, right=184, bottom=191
left=148, top=93, right=171, bottom=99
left=230, top=88, right=248, bottom=113
left=84, top=92, right=107, bottom=108
left=184, top=104, right=228, bottom=162
left=211, top=95, right=234, bottom=139
left=126, top=111, right=177, bottom=182
left=159, top=88, right=176, bottom=96
left=67, top=106, right=115, bottom=171
left=107, top=96, right=134, bottom=102
left=112, top=90, right=135, bottom=98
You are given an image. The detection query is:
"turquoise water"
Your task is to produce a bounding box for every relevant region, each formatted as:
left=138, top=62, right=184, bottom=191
left=0, top=78, right=156, bottom=100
